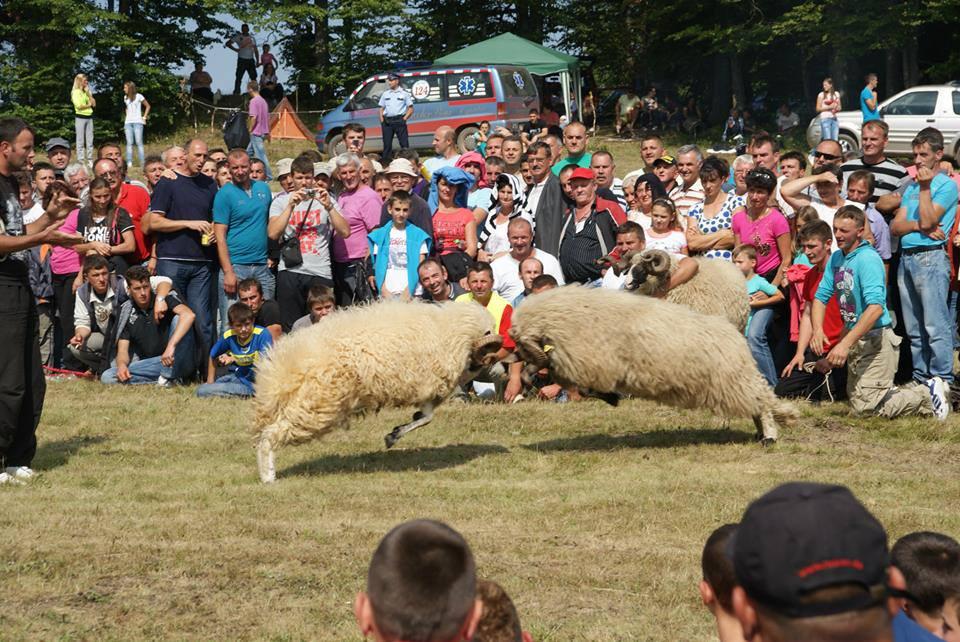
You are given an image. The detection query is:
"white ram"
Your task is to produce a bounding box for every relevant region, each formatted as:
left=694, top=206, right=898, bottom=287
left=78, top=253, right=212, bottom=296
left=612, top=249, right=750, bottom=331
left=252, top=300, right=502, bottom=483
left=509, top=286, right=796, bottom=441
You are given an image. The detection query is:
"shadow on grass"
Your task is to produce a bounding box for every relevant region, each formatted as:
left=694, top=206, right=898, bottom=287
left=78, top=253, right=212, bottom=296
left=34, top=435, right=107, bottom=470
left=283, top=443, right=510, bottom=477
left=523, top=428, right=753, bottom=453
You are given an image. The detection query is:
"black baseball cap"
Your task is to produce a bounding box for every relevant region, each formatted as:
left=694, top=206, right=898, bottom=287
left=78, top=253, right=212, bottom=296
left=729, top=482, right=889, bottom=618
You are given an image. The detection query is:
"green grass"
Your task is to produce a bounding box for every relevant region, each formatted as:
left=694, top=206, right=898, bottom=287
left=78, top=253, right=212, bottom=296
left=2, top=381, right=959, bottom=640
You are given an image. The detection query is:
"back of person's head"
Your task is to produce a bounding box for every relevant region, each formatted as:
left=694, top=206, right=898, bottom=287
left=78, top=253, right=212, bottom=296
left=702, top=524, right=739, bottom=613
left=361, top=519, right=479, bottom=642
left=891, top=531, right=960, bottom=617
left=473, top=580, right=532, bottom=642
left=730, top=482, right=892, bottom=642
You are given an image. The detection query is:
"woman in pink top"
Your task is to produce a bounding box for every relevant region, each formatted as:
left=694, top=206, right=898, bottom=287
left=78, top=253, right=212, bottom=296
left=731, top=168, right=791, bottom=285
left=50, top=193, right=83, bottom=367
left=731, top=167, right=791, bottom=387
left=432, top=176, right=477, bottom=283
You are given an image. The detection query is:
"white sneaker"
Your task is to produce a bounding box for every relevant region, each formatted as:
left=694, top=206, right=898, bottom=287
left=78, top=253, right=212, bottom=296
left=157, top=376, right=172, bottom=388
left=5, top=466, right=36, bottom=481
left=927, top=377, right=950, bottom=421
left=0, top=472, right=24, bottom=486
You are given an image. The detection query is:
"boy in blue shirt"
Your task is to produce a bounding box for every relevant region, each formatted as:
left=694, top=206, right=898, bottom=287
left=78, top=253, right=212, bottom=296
left=196, top=302, right=273, bottom=398
left=890, top=127, right=957, bottom=407
left=813, top=206, right=943, bottom=418
left=733, top=244, right=784, bottom=387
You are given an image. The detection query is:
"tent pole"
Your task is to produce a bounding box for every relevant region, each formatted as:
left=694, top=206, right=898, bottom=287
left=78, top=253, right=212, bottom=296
left=560, top=72, right=571, bottom=121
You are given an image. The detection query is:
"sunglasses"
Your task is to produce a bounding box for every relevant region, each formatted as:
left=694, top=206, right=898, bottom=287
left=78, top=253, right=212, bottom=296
left=814, top=151, right=841, bottom=161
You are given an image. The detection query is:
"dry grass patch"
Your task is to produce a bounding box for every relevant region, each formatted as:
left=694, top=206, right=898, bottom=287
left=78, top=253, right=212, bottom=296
left=1, top=380, right=958, bottom=640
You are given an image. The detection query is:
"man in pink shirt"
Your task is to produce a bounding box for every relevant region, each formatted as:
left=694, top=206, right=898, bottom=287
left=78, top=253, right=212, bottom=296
left=331, top=152, right=382, bottom=305
left=246, top=81, right=272, bottom=180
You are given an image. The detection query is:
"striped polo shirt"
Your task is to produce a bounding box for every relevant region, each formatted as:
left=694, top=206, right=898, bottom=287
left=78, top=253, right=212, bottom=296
left=840, top=156, right=909, bottom=203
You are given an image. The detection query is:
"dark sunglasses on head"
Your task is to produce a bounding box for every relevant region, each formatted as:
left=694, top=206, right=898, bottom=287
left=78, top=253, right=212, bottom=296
left=814, top=151, right=841, bottom=161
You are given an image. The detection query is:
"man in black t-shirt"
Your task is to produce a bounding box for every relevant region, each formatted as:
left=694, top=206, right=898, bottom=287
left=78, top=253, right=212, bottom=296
left=520, top=109, right=548, bottom=147
left=237, top=277, right=282, bottom=340
left=101, top=266, right=196, bottom=386
left=0, top=117, right=81, bottom=484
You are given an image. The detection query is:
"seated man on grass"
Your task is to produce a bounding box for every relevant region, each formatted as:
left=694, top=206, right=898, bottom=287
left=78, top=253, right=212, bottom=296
left=196, top=302, right=272, bottom=398
left=101, top=266, right=195, bottom=386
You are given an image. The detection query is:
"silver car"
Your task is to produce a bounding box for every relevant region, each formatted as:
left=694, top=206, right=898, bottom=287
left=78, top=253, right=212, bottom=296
left=806, top=82, right=960, bottom=156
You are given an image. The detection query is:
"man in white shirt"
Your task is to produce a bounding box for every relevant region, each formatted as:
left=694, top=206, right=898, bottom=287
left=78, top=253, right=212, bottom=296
left=492, top=218, right=564, bottom=302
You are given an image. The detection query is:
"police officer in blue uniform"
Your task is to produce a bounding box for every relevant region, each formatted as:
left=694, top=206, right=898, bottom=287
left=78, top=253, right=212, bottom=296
left=378, top=73, right=414, bottom=162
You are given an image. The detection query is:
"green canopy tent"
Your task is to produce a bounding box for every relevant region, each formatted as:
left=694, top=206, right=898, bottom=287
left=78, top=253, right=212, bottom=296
left=435, top=32, right=582, bottom=120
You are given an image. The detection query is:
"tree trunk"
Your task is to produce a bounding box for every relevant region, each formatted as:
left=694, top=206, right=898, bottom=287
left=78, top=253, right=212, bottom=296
left=800, top=56, right=813, bottom=114
left=730, top=52, right=746, bottom=111
left=313, top=0, right=330, bottom=101
left=902, top=39, right=920, bottom=86
left=885, top=48, right=904, bottom=96
left=828, top=48, right=853, bottom=109
left=709, top=54, right=731, bottom=123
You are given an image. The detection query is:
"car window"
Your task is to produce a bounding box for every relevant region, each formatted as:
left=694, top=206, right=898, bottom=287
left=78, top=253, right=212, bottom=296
left=952, top=91, right=960, bottom=115
left=349, top=79, right=389, bottom=111
left=447, top=72, right=492, bottom=100
left=404, top=75, right=444, bottom=103
left=498, top=68, right=537, bottom=99
left=884, top=91, right=938, bottom=116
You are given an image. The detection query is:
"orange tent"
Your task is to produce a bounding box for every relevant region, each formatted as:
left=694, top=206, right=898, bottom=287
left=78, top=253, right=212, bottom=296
left=269, top=97, right=313, bottom=141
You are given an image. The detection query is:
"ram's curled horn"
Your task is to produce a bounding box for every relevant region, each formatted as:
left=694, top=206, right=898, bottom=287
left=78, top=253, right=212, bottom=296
left=471, top=333, right=503, bottom=354
left=641, top=249, right=670, bottom=273
left=524, top=343, right=549, bottom=367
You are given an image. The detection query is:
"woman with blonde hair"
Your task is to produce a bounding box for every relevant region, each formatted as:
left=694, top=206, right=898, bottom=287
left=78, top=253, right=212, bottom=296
left=71, top=74, right=96, bottom=165
left=122, top=81, right=150, bottom=167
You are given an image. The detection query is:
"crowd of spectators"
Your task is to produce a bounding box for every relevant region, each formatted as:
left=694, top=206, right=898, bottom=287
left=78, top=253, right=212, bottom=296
left=354, top=481, right=960, bottom=642
left=8, top=101, right=960, bottom=421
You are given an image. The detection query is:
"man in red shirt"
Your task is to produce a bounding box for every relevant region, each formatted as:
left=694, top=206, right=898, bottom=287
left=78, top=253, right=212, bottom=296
left=93, top=157, right=151, bottom=265
left=776, top=219, right=847, bottom=400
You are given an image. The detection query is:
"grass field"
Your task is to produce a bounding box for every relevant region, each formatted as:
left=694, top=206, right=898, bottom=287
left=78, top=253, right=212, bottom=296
left=2, top=381, right=959, bottom=641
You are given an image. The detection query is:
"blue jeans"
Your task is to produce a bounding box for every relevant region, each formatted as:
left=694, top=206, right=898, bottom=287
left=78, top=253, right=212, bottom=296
left=747, top=307, right=778, bottom=387
left=125, top=122, right=145, bottom=167
left=820, top=117, right=839, bottom=141
left=218, top=264, right=275, bottom=334
left=246, top=135, right=272, bottom=180
left=196, top=373, right=254, bottom=398
left=156, top=259, right=215, bottom=352
left=898, top=249, right=953, bottom=383
left=100, top=316, right=195, bottom=384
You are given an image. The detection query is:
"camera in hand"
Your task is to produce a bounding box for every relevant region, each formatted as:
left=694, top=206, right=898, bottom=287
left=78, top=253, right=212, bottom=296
left=303, top=188, right=318, bottom=198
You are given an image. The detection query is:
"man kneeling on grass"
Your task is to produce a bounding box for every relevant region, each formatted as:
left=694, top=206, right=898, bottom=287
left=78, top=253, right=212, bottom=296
left=196, top=302, right=272, bottom=398
left=101, top=266, right=195, bottom=386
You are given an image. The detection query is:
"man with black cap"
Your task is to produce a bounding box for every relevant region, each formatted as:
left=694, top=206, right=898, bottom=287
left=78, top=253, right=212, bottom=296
left=652, top=154, right=680, bottom=195
left=730, top=481, right=941, bottom=642
left=45, top=138, right=71, bottom=179
left=378, top=73, right=413, bottom=163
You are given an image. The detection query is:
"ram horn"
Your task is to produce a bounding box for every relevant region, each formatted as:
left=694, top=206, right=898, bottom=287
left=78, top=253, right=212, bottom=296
left=524, top=343, right=550, bottom=367
left=640, top=249, right=670, bottom=274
